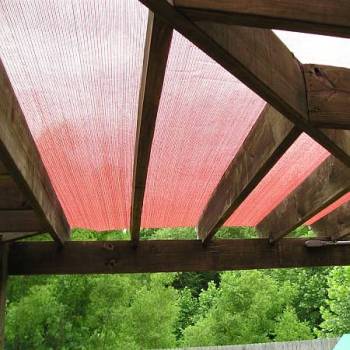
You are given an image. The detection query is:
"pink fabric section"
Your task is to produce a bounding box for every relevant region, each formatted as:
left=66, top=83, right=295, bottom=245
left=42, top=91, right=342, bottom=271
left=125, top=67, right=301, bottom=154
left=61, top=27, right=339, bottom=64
left=0, top=1, right=345, bottom=230
left=307, top=193, right=350, bottom=225
left=141, top=31, right=265, bottom=228
left=227, top=134, right=329, bottom=226
left=0, top=0, right=146, bottom=229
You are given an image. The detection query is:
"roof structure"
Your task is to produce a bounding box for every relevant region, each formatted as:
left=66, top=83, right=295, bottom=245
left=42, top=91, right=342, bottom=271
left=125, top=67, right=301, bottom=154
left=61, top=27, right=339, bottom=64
left=0, top=1, right=349, bottom=270
left=1, top=1, right=350, bottom=344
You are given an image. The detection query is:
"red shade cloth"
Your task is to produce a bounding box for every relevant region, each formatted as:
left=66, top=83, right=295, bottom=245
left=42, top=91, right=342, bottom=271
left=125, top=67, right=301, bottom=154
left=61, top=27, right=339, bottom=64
left=0, top=1, right=344, bottom=230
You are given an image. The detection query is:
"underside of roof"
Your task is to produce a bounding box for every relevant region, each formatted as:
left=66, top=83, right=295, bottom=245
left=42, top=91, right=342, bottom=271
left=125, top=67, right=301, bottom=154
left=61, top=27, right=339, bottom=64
left=1, top=0, right=348, bottom=233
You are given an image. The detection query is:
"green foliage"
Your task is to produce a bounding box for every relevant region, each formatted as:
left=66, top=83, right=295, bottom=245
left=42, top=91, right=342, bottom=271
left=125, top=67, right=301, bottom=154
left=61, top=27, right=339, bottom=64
left=274, top=307, right=313, bottom=341
left=182, top=271, right=311, bottom=347
left=319, top=266, right=350, bottom=336
left=5, top=227, right=340, bottom=349
left=6, top=284, right=67, bottom=350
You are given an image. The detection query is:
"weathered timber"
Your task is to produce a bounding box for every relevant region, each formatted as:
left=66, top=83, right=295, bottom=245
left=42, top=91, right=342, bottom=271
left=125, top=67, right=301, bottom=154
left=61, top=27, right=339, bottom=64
left=0, top=244, right=8, bottom=349
left=0, top=175, right=31, bottom=210
left=0, top=232, right=42, bottom=243
left=138, top=0, right=350, bottom=167
left=257, top=156, right=350, bottom=242
left=0, top=161, right=7, bottom=176
left=198, top=105, right=300, bottom=243
left=0, top=60, right=70, bottom=244
left=130, top=12, right=173, bottom=244
left=0, top=210, right=46, bottom=233
left=304, top=64, right=350, bottom=129
left=312, top=201, right=350, bottom=240
left=174, top=0, right=350, bottom=38
left=8, top=238, right=350, bottom=275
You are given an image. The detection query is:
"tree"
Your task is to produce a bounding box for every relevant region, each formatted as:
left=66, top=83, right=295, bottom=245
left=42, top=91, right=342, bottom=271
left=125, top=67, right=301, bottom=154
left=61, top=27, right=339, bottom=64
left=319, top=266, right=350, bottom=336
left=182, top=270, right=311, bottom=347
left=274, top=307, right=313, bottom=341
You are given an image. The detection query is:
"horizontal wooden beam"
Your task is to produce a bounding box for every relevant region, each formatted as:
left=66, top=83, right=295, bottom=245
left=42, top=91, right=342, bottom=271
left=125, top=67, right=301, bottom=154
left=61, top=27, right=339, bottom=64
left=139, top=0, right=350, bottom=168
left=198, top=105, right=300, bottom=243
left=130, top=12, right=173, bottom=244
left=257, top=156, right=350, bottom=242
left=8, top=238, right=350, bottom=275
left=0, top=60, right=70, bottom=244
left=312, top=201, right=350, bottom=241
left=304, top=64, right=350, bottom=129
left=175, top=0, right=350, bottom=38
left=0, top=210, right=46, bottom=233
left=0, top=232, right=41, bottom=243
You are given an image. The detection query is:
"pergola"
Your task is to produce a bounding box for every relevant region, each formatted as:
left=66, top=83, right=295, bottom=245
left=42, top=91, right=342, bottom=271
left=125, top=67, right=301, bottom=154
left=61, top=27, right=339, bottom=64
left=1, top=0, right=350, bottom=346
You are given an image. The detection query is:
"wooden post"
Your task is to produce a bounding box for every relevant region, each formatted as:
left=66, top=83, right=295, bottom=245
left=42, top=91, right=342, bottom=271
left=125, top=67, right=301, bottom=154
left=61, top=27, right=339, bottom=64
left=0, top=244, right=8, bottom=349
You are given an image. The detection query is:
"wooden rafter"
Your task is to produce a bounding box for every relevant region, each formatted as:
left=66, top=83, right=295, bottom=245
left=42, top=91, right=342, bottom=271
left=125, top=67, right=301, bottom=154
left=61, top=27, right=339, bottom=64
left=197, top=105, right=300, bottom=243
left=138, top=0, right=350, bottom=169
left=130, top=11, right=173, bottom=244
left=257, top=156, right=350, bottom=243
left=304, top=64, right=350, bottom=129
left=312, top=201, right=350, bottom=241
left=174, top=0, right=350, bottom=38
left=0, top=60, right=70, bottom=244
left=8, top=238, right=350, bottom=275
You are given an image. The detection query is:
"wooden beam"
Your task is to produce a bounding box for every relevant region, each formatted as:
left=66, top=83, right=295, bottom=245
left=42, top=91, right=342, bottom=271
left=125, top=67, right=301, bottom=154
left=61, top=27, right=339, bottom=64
left=304, top=64, right=350, bottom=129
left=139, top=0, right=350, bottom=168
left=0, top=175, right=31, bottom=210
left=0, top=210, right=46, bottom=233
left=198, top=105, right=300, bottom=243
left=0, top=60, right=70, bottom=244
left=312, top=201, right=350, bottom=241
left=174, top=0, right=350, bottom=38
left=8, top=238, right=350, bottom=275
left=0, top=232, right=41, bottom=243
left=130, top=11, right=173, bottom=244
left=0, top=244, right=8, bottom=349
left=257, top=156, right=350, bottom=243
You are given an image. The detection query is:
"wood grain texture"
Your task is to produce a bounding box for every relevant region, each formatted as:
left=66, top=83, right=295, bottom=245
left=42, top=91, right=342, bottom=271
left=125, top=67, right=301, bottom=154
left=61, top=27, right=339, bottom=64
left=257, top=156, right=350, bottom=242
left=130, top=12, right=173, bottom=244
left=175, top=0, right=350, bottom=38
left=0, top=60, right=70, bottom=244
left=0, top=232, right=42, bottom=243
left=0, top=244, right=8, bottom=349
left=304, top=64, right=350, bottom=129
left=0, top=175, right=31, bottom=210
left=198, top=105, right=300, bottom=243
left=0, top=210, right=46, bottom=233
left=139, top=0, right=350, bottom=167
left=8, top=238, right=350, bottom=275
left=312, top=201, right=350, bottom=241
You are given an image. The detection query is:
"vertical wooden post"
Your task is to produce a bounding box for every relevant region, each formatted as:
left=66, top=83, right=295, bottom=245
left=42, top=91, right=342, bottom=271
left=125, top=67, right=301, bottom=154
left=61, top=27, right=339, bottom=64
left=0, top=244, right=8, bottom=349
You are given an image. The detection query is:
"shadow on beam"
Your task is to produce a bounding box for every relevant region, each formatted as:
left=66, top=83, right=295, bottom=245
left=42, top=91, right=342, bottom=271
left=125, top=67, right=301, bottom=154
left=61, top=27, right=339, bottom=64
left=8, top=239, right=350, bottom=275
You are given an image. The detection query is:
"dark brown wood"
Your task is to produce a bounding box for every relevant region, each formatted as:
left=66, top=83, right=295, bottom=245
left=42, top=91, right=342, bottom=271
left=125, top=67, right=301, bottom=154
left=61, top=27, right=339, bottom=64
left=0, top=232, right=42, bottom=243
left=198, top=105, right=300, bottom=243
left=0, top=60, right=70, bottom=244
left=0, top=175, right=31, bottom=210
left=304, top=64, right=350, bottom=129
left=312, top=201, right=350, bottom=241
left=0, top=244, right=8, bottom=349
left=0, top=210, right=46, bottom=233
left=175, top=0, right=350, bottom=38
left=139, top=0, right=350, bottom=167
left=130, top=12, right=173, bottom=244
left=0, top=161, right=7, bottom=176
left=8, top=238, right=350, bottom=275
left=257, top=156, right=350, bottom=242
